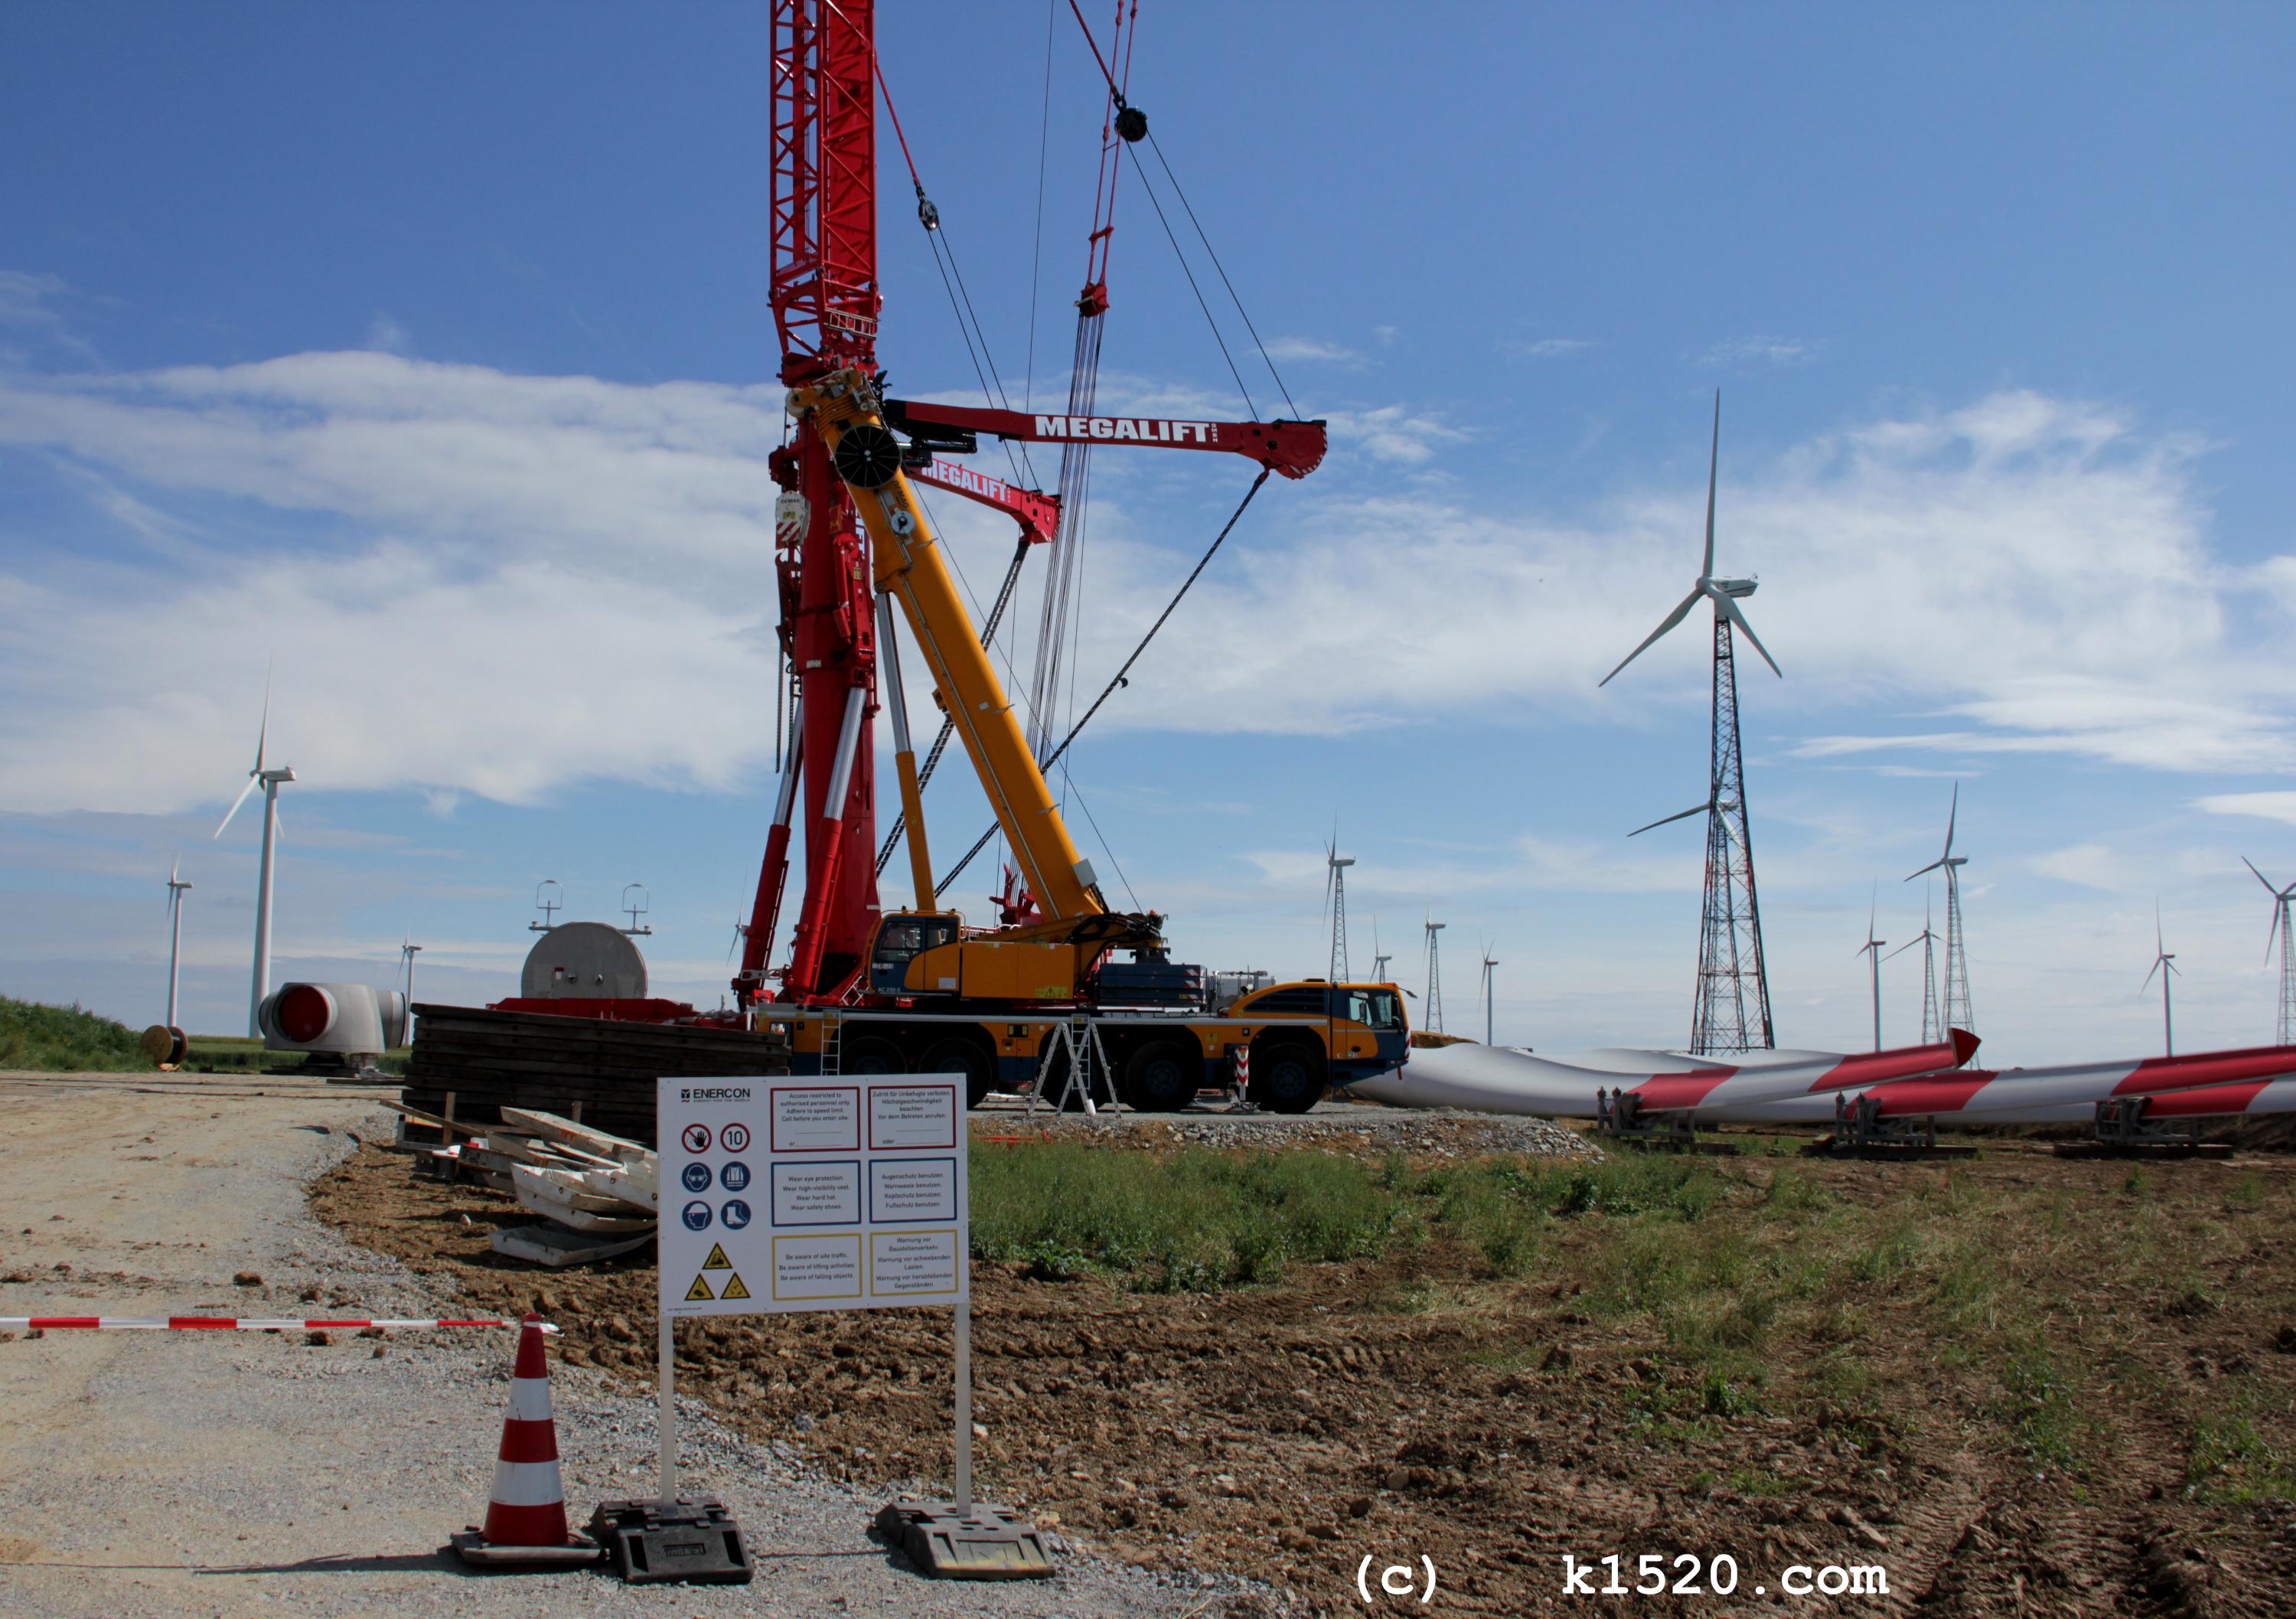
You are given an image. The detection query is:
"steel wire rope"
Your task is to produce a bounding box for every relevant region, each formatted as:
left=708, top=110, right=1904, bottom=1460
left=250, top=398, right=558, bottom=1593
left=933, top=467, right=1270, bottom=897
left=1142, top=129, right=1300, bottom=419
left=1024, top=0, right=1056, bottom=413
left=1119, top=142, right=1257, bottom=419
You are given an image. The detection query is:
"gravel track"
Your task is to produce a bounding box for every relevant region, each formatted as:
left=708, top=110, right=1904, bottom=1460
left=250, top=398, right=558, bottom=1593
left=0, top=1072, right=1251, bottom=1617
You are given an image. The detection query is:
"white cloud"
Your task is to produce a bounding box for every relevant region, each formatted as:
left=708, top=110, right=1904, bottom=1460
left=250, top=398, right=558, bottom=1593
left=1700, top=335, right=1821, bottom=369
left=365, top=311, right=412, bottom=354
left=2031, top=842, right=2120, bottom=889
left=0, top=269, right=102, bottom=364
left=1513, top=337, right=1598, bottom=359
left=2194, top=792, right=2296, bottom=828
left=1257, top=336, right=1360, bottom=365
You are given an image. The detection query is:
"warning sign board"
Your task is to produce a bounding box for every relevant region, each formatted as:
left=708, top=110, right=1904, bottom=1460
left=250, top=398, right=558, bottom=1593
left=659, top=1074, right=969, bottom=1318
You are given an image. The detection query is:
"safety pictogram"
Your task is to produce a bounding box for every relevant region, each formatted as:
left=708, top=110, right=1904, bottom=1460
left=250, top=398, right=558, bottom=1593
left=681, top=1123, right=713, bottom=1154
left=681, top=1163, right=712, bottom=1193
left=684, top=1275, right=715, bottom=1301
left=702, top=1242, right=732, bottom=1270
left=719, top=1272, right=752, bottom=1301
left=722, top=1122, right=752, bottom=1152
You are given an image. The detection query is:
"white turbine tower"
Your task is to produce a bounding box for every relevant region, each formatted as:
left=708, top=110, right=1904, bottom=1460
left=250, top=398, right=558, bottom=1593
left=163, top=860, right=193, bottom=1030
left=1854, top=887, right=1887, bottom=1052
left=1883, top=886, right=1942, bottom=1046
left=400, top=932, right=423, bottom=1009
left=1905, top=784, right=1974, bottom=1036
left=1479, top=945, right=1498, bottom=1046
left=2141, top=903, right=2179, bottom=1056
left=1424, top=919, right=1446, bottom=1035
left=2242, top=858, right=2296, bottom=1046
left=213, top=682, right=294, bottom=1037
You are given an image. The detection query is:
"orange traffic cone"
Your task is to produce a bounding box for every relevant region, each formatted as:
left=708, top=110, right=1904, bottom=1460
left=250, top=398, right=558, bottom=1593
left=451, top=1314, right=600, bottom=1568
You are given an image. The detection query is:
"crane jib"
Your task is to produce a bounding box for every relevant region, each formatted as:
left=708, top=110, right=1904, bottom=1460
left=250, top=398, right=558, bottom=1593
left=883, top=399, right=1327, bottom=478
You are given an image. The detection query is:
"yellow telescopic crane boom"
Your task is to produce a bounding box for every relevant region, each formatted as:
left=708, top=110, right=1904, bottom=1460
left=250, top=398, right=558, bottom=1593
left=791, top=370, right=1157, bottom=957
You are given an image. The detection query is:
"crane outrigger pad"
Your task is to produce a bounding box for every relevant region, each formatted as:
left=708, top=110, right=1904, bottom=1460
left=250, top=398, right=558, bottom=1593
left=876, top=1497, right=1054, bottom=1581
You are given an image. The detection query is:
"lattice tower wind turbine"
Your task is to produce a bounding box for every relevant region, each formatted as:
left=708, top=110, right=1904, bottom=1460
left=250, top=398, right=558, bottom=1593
left=2141, top=902, right=2179, bottom=1056
left=1905, top=784, right=1975, bottom=1036
left=2242, top=857, right=2296, bottom=1045
left=1883, top=885, right=1942, bottom=1046
left=164, top=860, right=193, bottom=1030
left=1370, top=916, right=1391, bottom=982
left=1855, top=886, right=1887, bottom=1053
left=1603, top=392, right=1781, bottom=1054
left=212, top=677, right=294, bottom=1037
left=1323, top=835, right=1354, bottom=983
left=1424, top=919, right=1446, bottom=1035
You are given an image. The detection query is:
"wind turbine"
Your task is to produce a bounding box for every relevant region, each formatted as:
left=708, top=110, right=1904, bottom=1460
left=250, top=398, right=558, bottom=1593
left=1479, top=945, right=1499, bottom=1046
left=1854, top=887, right=1887, bottom=1053
left=2141, top=903, right=2178, bottom=1056
left=1601, top=390, right=1779, bottom=1054
left=1370, top=916, right=1392, bottom=982
left=163, top=860, right=193, bottom=1030
left=1904, top=784, right=1974, bottom=1036
left=399, top=932, right=423, bottom=1009
left=1424, top=919, right=1446, bottom=1034
left=1882, top=884, right=1942, bottom=1045
left=2242, top=857, right=2296, bottom=1046
left=1322, top=835, right=1354, bottom=983
left=213, top=680, right=294, bottom=1037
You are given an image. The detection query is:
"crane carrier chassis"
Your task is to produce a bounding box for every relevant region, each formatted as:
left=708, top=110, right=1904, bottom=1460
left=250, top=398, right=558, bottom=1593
left=763, top=979, right=1409, bottom=1115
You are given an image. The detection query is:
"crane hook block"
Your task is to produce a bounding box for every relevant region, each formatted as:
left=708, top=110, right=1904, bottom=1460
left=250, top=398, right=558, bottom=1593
left=833, top=423, right=904, bottom=490
left=1114, top=106, right=1148, bottom=143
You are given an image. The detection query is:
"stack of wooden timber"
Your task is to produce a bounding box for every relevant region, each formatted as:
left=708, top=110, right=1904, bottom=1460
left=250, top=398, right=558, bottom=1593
left=389, top=1100, right=663, bottom=1268
left=403, top=1003, right=790, bottom=1147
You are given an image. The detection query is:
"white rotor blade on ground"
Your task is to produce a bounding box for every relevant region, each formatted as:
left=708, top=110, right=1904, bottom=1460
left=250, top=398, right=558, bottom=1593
left=1599, top=587, right=1702, bottom=687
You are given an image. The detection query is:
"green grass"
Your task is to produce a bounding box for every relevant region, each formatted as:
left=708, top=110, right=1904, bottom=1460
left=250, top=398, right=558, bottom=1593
left=0, top=996, right=154, bottom=1072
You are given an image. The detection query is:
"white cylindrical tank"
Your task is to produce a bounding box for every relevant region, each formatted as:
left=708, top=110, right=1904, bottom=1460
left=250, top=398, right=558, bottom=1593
left=520, top=921, right=649, bottom=1000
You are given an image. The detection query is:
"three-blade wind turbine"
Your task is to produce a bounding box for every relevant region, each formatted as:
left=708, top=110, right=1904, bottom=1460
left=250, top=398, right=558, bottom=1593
left=164, top=860, right=194, bottom=1030
left=1479, top=945, right=1499, bottom=1046
left=1905, top=784, right=1975, bottom=1036
left=1882, top=885, right=1942, bottom=1045
left=2141, top=903, right=2178, bottom=1056
left=213, top=678, right=295, bottom=1037
left=2242, top=857, right=2296, bottom=1046
left=1424, top=919, right=1446, bottom=1035
left=1602, top=391, right=1779, bottom=1054
left=1854, top=887, right=1887, bottom=1053
left=1370, top=916, right=1391, bottom=983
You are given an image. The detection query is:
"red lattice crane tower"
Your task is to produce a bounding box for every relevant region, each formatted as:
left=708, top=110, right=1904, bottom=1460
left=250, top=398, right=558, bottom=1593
left=739, top=0, right=885, bottom=1005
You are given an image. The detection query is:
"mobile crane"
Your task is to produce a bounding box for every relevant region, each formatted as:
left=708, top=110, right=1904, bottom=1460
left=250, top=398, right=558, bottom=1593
left=741, top=1, right=1407, bottom=1111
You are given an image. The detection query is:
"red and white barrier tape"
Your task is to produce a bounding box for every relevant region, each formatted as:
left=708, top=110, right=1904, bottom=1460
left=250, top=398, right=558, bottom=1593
left=0, top=1315, right=558, bottom=1333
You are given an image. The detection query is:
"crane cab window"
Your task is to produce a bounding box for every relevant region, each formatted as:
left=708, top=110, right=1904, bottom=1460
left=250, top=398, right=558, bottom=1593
left=872, top=913, right=959, bottom=993
left=1345, top=989, right=1404, bottom=1030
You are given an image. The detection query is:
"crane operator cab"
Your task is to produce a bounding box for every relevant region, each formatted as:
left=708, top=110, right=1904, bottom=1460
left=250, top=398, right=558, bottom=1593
left=868, top=912, right=961, bottom=996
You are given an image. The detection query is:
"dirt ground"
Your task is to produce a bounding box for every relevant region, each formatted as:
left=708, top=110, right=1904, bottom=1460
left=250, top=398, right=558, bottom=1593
left=315, top=1131, right=2296, bottom=1617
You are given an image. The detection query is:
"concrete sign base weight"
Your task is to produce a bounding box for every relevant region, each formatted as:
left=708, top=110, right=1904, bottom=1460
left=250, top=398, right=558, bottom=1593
left=876, top=1497, right=1054, bottom=1580
left=587, top=1494, right=756, bottom=1585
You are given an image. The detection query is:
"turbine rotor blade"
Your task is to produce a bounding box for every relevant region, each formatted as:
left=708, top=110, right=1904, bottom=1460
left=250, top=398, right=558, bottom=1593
left=1944, top=782, right=1958, bottom=860
left=2142, top=959, right=2161, bottom=992
left=1881, top=937, right=1920, bottom=962
left=2268, top=900, right=2283, bottom=964
left=1904, top=857, right=1945, bottom=883
left=1629, top=801, right=1714, bottom=837
left=1598, top=588, right=1702, bottom=687
left=1703, top=390, right=1720, bottom=580
left=2243, top=856, right=2280, bottom=896
left=214, top=773, right=260, bottom=840
left=1712, top=589, right=1782, bottom=678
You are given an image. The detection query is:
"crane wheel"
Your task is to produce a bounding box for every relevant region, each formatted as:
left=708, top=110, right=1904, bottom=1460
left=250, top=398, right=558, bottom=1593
left=840, top=1036, right=907, bottom=1075
left=1122, top=1040, right=1198, bottom=1112
left=919, top=1036, right=999, bottom=1110
left=1248, top=1041, right=1324, bottom=1115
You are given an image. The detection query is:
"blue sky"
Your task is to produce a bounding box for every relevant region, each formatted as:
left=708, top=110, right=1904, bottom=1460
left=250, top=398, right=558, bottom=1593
left=5, top=2, right=2295, bottom=1065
